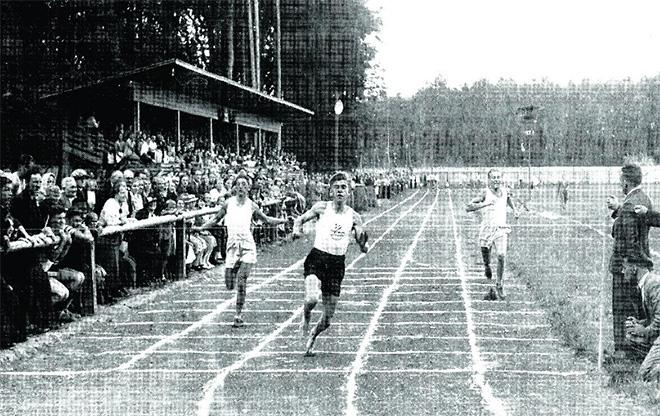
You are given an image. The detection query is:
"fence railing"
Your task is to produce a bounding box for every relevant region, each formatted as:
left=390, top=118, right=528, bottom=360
left=3, top=207, right=224, bottom=316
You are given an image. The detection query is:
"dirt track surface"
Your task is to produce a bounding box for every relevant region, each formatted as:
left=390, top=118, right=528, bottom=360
left=0, top=188, right=653, bottom=416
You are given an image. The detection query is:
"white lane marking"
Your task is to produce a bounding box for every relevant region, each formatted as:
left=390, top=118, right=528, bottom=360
left=110, top=321, right=549, bottom=328
left=196, top=190, right=432, bottom=416
left=448, top=188, right=508, bottom=416
left=91, top=349, right=570, bottom=357
left=113, top=191, right=422, bottom=372
left=0, top=368, right=586, bottom=377
left=134, top=309, right=543, bottom=316
left=113, top=260, right=303, bottom=371
left=345, top=190, right=439, bottom=416
left=77, top=334, right=557, bottom=342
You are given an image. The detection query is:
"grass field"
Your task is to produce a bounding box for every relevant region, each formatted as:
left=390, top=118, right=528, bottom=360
left=501, top=183, right=660, bottom=408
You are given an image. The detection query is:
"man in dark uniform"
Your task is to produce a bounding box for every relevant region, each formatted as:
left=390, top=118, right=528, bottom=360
left=606, top=163, right=653, bottom=359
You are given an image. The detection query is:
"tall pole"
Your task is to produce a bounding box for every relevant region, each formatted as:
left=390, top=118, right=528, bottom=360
left=254, top=0, right=261, bottom=90
left=334, top=99, right=344, bottom=171
left=275, top=0, right=282, bottom=98
left=334, top=114, right=339, bottom=170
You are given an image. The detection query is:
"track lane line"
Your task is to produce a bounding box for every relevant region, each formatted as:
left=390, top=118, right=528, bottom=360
left=112, top=189, right=422, bottom=372
left=448, top=188, right=508, bottom=416
left=196, top=190, right=432, bottom=416
left=345, top=189, right=439, bottom=416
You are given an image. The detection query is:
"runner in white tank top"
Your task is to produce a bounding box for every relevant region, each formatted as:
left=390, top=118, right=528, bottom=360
left=293, top=172, right=369, bottom=356
left=466, top=169, right=519, bottom=300
left=198, top=174, right=286, bottom=327
left=313, top=202, right=356, bottom=256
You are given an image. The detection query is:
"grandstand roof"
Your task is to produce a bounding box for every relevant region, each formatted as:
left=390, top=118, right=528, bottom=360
left=40, top=59, right=314, bottom=121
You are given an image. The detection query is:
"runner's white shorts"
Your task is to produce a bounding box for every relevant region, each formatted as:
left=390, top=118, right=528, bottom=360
left=225, top=241, right=257, bottom=269
left=479, top=225, right=510, bottom=256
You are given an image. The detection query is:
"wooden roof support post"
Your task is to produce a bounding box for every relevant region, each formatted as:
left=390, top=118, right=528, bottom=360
left=277, top=124, right=282, bottom=154
left=209, top=117, right=214, bottom=154
left=236, top=123, right=240, bottom=155
left=176, top=110, right=181, bottom=153
left=134, top=101, right=141, bottom=132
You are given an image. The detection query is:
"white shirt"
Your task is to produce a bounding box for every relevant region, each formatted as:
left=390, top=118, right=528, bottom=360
left=100, top=198, right=129, bottom=226
left=224, top=196, right=255, bottom=248
left=480, top=186, right=509, bottom=228
left=314, top=202, right=355, bottom=256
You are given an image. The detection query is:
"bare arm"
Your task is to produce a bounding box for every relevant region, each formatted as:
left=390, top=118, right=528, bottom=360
left=253, top=202, right=287, bottom=225
left=465, top=190, right=489, bottom=212
left=293, top=202, right=326, bottom=236
left=197, top=203, right=227, bottom=230
left=352, top=210, right=364, bottom=237
left=507, top=190, right=520, bottom=217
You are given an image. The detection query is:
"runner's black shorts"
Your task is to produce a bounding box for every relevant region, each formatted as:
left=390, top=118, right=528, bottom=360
left=303, top=247, right=346, bottom=296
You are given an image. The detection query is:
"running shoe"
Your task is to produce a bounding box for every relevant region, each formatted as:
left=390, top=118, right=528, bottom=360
left=232, top=315, right=244, bottom=328
left=495, top=283, right=506, bottom=300
left=304, top=333, right=316, bottom=357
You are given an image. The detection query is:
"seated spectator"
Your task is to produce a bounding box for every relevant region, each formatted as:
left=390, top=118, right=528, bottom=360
left=42, top=203, right=85, bottom=323
left=194, top=198, right=217, bottom=269
left=625, top=266, right=660, bottom=381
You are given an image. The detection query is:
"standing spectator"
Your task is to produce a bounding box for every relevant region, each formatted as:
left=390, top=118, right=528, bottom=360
left=97, top=181, right=132, bottom=300
left=606, top=163, right=653, bottom=360
left=59, top=177, right=87, bottom=213
left=132, top=197, right=160, bottom=286
left=10, top=154, right=35, bottom=194
left=10, top=167, right=45, bottom=236
left=129, top=179, right=144, bottom=215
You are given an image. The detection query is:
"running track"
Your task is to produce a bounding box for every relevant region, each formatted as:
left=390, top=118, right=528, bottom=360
left=0, top=189, right=652, bottom=415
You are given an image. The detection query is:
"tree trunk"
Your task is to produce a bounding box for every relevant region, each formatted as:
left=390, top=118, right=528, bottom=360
left=226, top=0, right=235, bottom=79
left=253, top=0, right=261, bottom=91
left=275, top=0, right=281, bottom=97
left=247, top=0, right=256, bottom=88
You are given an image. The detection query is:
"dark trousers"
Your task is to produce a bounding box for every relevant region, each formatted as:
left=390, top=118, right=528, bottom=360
left=612, top=272, right=644, bottom=351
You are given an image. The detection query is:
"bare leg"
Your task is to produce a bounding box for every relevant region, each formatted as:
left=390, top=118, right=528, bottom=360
left=302, top=275, right=321, bottom=337
left=481, top=247, right=492, bottom=279
left=305, top=293, right=338, bottom=356
left=233, top=262, right=252, bottom=327
left=496, top=255, right=506, bottom=299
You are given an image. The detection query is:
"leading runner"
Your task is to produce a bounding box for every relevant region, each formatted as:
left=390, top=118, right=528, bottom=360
left=293, top=172, right=369, bottom=356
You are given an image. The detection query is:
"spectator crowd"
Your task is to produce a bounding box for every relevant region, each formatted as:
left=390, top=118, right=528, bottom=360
left=0, top=149, right=409, bottom=349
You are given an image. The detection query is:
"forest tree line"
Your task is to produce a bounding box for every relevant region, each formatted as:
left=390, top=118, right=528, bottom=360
left=356, top=76, right=660, bottom=168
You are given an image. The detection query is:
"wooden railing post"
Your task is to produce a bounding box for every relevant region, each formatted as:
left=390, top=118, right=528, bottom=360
left=80, top=241, right=97, bottom=315
left=175, top=218, right=186, bottom=280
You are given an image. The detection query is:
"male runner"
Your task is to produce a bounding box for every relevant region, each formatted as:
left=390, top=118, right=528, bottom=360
left=197, top=174, right=287, bottom=327
left=293, top=172, right=369, bottom=356
left=466, top=169, right=519, bottom=300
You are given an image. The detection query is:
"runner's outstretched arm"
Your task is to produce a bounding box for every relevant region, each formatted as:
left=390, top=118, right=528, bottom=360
left=253, top=202, right=288, bottom=225
left=352, top=211, right=369, bottom=253
left=507, top=192, right=520, bottom=218
left=466, top=190, right=490, bottom=212
left=292, top=202, right=325, bottom=237
left=196, top=202, right=227, bottom=230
